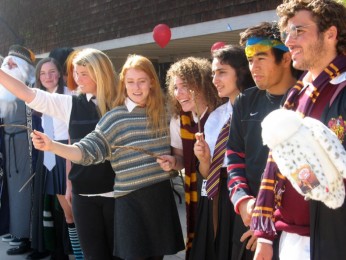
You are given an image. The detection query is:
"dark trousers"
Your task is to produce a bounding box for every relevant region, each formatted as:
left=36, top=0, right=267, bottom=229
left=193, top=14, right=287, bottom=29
left=72, top=193, right=121, bottom=260
left=0, top=174, right=9, bottom=236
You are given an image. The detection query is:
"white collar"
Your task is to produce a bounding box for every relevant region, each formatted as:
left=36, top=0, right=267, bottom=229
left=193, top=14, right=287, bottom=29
left=86, top=93, right=94, bottom=101
left=330, top=71, right=346, bottom=84
left=226, top=100, right=233, bottom=115
left=125, top=97, right=138, bottom=112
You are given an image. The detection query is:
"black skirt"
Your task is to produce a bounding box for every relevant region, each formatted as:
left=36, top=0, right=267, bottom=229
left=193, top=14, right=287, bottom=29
left=43, top=140, right=68, bottom=195
left=190, top=171, right=235, bottom=260
left=113, top=179, right=185, bottom=259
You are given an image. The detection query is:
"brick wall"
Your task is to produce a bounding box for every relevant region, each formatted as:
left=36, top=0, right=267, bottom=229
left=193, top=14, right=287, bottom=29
left=0, top=0, right=281, bottom=56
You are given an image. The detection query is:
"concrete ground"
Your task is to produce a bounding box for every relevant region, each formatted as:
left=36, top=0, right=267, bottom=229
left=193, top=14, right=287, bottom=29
left=0, top=175, right=186, bottom=260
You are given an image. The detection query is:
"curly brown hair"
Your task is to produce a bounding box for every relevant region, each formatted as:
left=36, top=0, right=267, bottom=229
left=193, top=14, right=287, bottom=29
left=277, top=0, right=346, bottom=55
left=165, top=57, right=223, bottom=117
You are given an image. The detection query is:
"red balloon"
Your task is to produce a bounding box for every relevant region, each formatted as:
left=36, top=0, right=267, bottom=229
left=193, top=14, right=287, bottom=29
left=211, top=41, right=226, bottom=52
left=153, top=24, right=171, bottom=48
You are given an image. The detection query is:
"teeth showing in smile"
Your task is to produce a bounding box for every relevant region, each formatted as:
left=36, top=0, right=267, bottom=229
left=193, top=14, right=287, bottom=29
left=291, top=48, right=301, bottom=58
left=179, top=99, right=189, bottom=104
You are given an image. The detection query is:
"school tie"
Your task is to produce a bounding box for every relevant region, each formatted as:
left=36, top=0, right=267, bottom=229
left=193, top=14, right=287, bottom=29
left=206, top=117, right=230, bottom=199
left=43, top=114, right=56, bottom=171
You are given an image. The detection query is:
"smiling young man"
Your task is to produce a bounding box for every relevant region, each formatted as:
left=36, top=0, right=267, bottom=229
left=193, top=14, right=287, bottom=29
left=226, top=22, right=300, bottom=260
left=251, top=1, right=346, bottom=260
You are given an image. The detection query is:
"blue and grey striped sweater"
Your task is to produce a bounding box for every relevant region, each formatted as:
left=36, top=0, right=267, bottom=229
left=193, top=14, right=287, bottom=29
left=75, top=105, right=177, bottom=197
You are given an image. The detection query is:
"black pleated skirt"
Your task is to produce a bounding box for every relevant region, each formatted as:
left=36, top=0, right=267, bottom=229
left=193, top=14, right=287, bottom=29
left=43, top=140, right=68, bottom=195
left=113, top=179, right=185, bottom=259
left=189, top=172, right=235, bottom=260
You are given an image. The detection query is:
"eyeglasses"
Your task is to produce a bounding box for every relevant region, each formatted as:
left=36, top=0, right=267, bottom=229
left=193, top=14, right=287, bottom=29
left=281, top=24, right=314, bottom=42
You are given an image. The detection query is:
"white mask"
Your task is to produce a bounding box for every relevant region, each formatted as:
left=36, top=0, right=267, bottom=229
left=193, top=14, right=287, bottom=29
left=0, top=56, right=35, bottom=118
left=1, top=65, right=27, bottom=83
left=0, top=66, right=24, bottom=118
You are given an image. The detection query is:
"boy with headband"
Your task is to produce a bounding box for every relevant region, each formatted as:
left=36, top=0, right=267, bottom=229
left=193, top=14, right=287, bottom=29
left=226, top=22, right=300, bottom=260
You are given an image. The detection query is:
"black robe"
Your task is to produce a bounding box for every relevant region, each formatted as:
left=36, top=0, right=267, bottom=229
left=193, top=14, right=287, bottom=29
left=310, top=81, right=346, bottom=260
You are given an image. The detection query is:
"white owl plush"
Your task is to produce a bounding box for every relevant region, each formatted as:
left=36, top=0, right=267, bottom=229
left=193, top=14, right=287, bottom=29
left=261, top=109, right=346, bottom=209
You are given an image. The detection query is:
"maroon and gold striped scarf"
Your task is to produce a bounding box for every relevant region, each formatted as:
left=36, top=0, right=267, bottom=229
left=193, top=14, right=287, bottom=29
left=251, top=54, right=346, bottom=237
left=284, top=54, right=346, bottom=115
left=180, top=111, right=209, bottom=259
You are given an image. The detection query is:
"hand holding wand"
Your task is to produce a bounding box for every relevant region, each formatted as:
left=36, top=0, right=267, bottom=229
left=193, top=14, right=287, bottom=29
left=190, top=90, right=202, bottom=133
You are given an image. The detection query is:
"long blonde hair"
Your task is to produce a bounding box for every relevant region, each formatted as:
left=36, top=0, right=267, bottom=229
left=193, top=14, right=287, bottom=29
left=115, top=54, right=168, bottom=135
left=73, top=48, right=118, bottom=116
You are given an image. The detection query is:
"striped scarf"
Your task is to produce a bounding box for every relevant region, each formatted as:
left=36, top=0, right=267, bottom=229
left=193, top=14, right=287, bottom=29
left=180, top=111, right=209, bottom=259
left=284, top=54, right=346, bottom=116
left=252, top=54, right=346, bottom=237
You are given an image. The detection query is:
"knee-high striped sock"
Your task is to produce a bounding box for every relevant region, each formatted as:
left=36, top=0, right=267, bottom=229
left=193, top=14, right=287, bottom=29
left=67, top=223, right=84, bottom=260
left=43, top=195, right=56, bottom=251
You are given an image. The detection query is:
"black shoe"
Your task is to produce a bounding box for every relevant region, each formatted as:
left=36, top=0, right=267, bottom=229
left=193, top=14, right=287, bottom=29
left=26, top=250, right=50, bottom=259
left=49, top=252, right=69, bottom=260
left=7, top=242, right=31, bottom=255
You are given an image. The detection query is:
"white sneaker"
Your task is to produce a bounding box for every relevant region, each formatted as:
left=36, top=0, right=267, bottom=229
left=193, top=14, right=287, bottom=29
left=9, top=237, right=26, bottom=246
left=1, top=234, right=14, bottom=242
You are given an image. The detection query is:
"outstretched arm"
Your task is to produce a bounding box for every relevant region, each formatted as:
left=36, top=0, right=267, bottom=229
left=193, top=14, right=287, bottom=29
left=31, top=130, right=82, bottom=162
left=0, top=69, right=36, bottom=103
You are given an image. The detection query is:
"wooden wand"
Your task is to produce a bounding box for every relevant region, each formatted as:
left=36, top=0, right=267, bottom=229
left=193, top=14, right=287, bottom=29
left=190, top=90, right=202, bottom=133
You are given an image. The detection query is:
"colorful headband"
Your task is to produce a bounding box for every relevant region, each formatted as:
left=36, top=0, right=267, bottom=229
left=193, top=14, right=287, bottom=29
left=245, top=37, right=288, bottom=58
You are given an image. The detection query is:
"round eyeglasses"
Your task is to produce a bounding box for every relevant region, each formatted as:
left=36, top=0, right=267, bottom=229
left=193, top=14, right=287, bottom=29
left=281, top=24, right=314, bottom=42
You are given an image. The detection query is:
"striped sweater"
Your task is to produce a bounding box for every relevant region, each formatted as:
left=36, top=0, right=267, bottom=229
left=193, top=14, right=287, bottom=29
left=74, top=105, right=177, bottom=197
